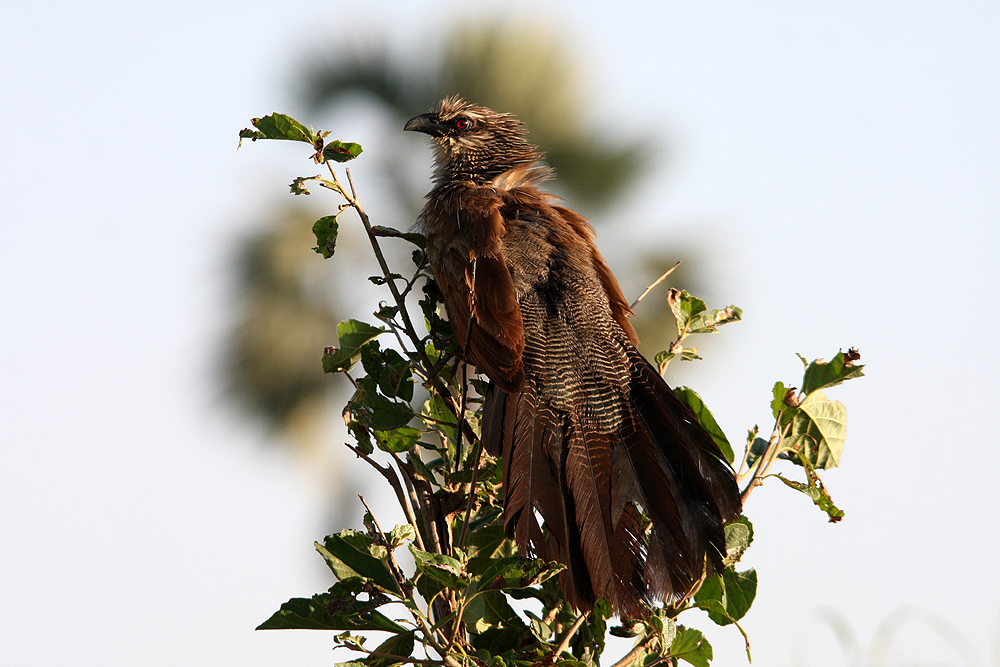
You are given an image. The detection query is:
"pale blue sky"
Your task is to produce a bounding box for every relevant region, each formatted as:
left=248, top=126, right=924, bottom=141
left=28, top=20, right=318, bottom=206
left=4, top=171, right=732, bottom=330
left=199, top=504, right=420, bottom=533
left=2, top=2, right=998, bottom=665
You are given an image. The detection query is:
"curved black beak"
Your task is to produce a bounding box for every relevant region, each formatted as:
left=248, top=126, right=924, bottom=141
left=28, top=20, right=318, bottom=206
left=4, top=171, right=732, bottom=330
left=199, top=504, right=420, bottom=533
left=404, top=113, right=446, bottom=137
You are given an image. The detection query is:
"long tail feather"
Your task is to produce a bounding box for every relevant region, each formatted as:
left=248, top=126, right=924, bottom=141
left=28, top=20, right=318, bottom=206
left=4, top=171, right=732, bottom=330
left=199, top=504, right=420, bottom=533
left=489, top=333, right=741, bottom=616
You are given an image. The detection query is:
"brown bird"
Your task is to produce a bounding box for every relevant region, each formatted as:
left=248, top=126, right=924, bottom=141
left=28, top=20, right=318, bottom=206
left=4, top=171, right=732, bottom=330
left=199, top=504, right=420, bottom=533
left=405, top=97, right=741, bottom=617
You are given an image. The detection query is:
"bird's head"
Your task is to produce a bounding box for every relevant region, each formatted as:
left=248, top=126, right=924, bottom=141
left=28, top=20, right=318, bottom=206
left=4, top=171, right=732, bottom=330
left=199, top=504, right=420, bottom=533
left=404, top=96, right=543, bottom=183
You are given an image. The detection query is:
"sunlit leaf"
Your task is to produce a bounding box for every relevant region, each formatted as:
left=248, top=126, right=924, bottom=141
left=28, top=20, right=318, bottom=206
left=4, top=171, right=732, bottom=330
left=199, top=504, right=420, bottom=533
left=669, top=626, right=713, bottom=667
left=320, top=532, right=400, bottom=594
left=322, top=140, right=363, bottom=163
left=409, top=546, right=470, bottom=590
left=239, top=113, right=317, bottom=146
left=723, top=517, right=754, bottom=566
left=801, top=350, right=865, bottom=395
left=374, top=426, right=420, bottom=453
left=785, top=390, right=846, bottom=469
left=673, top=386, right=733, bottom=463
left=695, top=568, right=757, bottom=626
left=323, top=320, right=386, bottom=373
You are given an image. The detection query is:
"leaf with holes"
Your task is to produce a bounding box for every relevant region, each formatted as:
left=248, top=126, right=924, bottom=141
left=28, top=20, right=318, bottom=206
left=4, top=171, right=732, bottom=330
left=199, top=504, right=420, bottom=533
left=239, top=113, right=317, bottom=146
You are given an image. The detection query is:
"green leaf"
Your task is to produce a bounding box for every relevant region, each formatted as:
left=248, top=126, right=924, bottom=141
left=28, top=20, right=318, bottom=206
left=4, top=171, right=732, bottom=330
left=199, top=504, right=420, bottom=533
left=374, top=426, right=421, bottom=453
left=447, top=459, right=498, bottom=484
left=688, top=305, right=742, bottom=334
left=771, top=381, right=790, bottom=420
left=474, top=557, right=564, bottom=591
left=680, top=347, right=702, bottom=361
left=801, top=350, right=865, bottom=395
left=723, top=516, right=754, bottom=566
left=586, top=599, right=611, bottom=658
left=774, top=473, right=845, bottom=522
left=775, top=451, right=845, bottom=522
left=319, top=532, right=401, bottom=595
left=363, top=631, right=413, bottom=667
left=785, top=390, right=846, bottom=469
left=745, top=436, right=769, bottom=468
left=368, top=273, right=404, bottom=286
left=422, top=392, right=458, bottom=444
left=349, top=376, right=415, bottom=431
left=365, top=348, right=414, bottom=401
left=346, top=418, right=373, bottom=456
left=673, top=386, right=734, bottom=463
left=654, top=349, right=675, bottom=370
left=646, top=611, right=678, bottom=656
left=669, top=626, right=713, bottom=667
left=463, top=589, right=524, bottom=634
left=667, top=289, right=707, bottom=338
left=464, top=522, right=508, bottom=562
left=322, top=140, right=363, bottom=163
left=409, top=546, right=470, bottom=590
left=386, top=524, right=416, bottom=548
left=239, top=113, right=317, bottom=146
left=323, top=320, right=386, bottom=373
left=370, top=225, right=426, bottom=248
left=290, top=175, right=316, bottom=195
left=695, top=568, right=757, bottom=626
left=256, top=590, right=407, bottom=632
left=312, top=214, right=340, bottom=258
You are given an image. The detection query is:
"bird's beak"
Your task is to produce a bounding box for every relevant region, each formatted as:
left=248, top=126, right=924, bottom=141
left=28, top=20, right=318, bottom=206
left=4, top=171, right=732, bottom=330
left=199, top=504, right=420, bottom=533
left=404, top=113, right=446, bottom=137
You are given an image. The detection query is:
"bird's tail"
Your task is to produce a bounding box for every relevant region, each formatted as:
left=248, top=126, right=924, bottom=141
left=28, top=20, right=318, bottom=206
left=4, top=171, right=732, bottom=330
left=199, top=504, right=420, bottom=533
left=483, top=343, right=741, bottom=617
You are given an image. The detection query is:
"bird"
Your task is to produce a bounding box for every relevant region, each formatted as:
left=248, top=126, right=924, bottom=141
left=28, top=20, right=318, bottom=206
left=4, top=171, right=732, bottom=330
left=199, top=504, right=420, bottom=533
left=404, top=97, right=741, bottom=618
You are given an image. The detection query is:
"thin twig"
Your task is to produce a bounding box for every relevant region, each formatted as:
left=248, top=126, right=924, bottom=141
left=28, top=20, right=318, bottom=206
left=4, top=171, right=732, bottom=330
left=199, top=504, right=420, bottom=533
left=553, top=612, right=589, bottom=658
left=453, top=273, right=477, bottom=467
left=345, top=441, right=425, bottom=551
left=609, top=633, right=656, bottom=667
left=326, top=164, right=471, bottom=443
left=390, top=451, right=441, bottom=554
left=735, top=431, right=756, bottom=482
left=740, top=418, right=789, bottom=505
left=457, top=441, right=483, bottom=551
left=676, top=569, right=708, bottom=609
left=630, top=261, right=681, bottom=310
left=358, top=494, right=407, bottom=588
left=345, top=167, right=359, bottom=200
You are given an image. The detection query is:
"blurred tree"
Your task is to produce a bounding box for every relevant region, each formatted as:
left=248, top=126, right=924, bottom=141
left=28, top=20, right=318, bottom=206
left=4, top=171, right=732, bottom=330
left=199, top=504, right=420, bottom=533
left=298, top=21, right=645, bottom=208
left=222, top=18, right=703, bottom=463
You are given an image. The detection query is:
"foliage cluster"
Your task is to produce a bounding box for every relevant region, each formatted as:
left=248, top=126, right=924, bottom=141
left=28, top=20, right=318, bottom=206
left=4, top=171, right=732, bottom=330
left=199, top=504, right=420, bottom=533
left=240, top=114, right=863, bottom=666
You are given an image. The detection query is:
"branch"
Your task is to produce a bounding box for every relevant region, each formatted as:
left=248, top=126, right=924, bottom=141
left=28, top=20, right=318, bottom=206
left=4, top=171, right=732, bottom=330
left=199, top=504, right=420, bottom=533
left=609, top=633, right=657, bottom=667
left=553, top=612, right=589, bottom=658
left=344, top=440, right=425, bottom=551
left=327, top=165, right=474, bottom=444
left=740, top=416, right=790, bottom=505
left=630, top=261, right=681, bottom=309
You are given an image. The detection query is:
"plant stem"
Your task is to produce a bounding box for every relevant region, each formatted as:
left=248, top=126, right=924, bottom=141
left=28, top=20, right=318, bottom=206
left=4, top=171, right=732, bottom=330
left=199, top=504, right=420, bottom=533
left=610, top=634, right=656, bottom=667
left=328, top=165, right=474, bottom=444
left=553, top=612, right=589, bottom=658
left=630, top=260, right=681, bottom=310
left=346, top=441, right=426, bottom=551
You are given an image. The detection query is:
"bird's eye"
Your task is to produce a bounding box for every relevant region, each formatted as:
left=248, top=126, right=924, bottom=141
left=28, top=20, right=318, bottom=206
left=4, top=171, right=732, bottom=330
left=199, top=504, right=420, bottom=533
left=454, top=118, right=471, bottom=130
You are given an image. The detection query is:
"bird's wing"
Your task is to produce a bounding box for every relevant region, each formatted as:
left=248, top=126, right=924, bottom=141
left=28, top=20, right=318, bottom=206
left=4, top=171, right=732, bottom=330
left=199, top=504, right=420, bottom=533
left=428, top=195, right=526, bottom=393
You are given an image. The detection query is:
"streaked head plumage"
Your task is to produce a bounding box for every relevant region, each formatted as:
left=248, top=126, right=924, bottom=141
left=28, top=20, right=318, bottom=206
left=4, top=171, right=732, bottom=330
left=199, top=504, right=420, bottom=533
left=404, top=97, right=541, bottom=183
